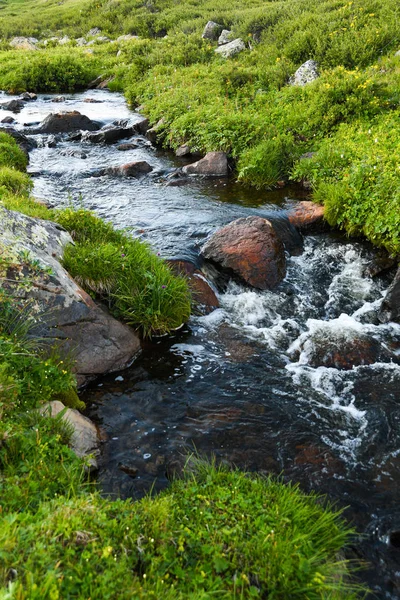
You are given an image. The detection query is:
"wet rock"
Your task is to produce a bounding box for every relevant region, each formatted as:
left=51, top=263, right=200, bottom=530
left=1, top=116, right=15, bottom=124
left=167, top=260, right=219, bottom=315
left=146, top=127, right=158, bottom=144
left=9, top=36, right=38, bottom=50
left=41, top=401, right=100, bottom=469
left=87, top=74, right=107, bottom=89
left=0, top=207, right=141, bottom=386
left=380, top=267, right=400, bottom=323
left=97, top=77, right=115, bottom=90
left=60, top=148, right=88, bottom=159
left=218, top=323, right=257, bottom=362
left=51, top=96, right=65, bottom=103
left=298, top=330, right=391, bottom=370
left=106, top=161, right=153, bottom=177
left=83, top=97, right=103, bottom=103
left=289, top=60, right=319, bottom=86
left=20, top=92, right=37, bottom=101
left=287, top=201, right=326, bottom=233
left=202, top=21, right=223, bottom=41
left=218, top=29, right=233, bottom=45
left=0, top=127, right=37, bottom=155
left=133, top=117, right=149, bottom=135
left=116, top=142, right=139, bottom=151
left=37, top=111, right=100, bottom=134
left=364, top=251, right=397, bottom=279
left=183, top=151, right=228, bottom=176
left=46, top=135, right=58, bottom=148
left=82, top=126, right=133, bottom=144
left=201, top=216, right=287, bottom=290
left=215, top=38, right=246, bottom=58
left=0, top=99, right=25, bottom=113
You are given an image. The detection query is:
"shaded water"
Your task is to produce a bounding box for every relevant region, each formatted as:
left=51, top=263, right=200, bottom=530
left=8, top=90, right=400, bottom=598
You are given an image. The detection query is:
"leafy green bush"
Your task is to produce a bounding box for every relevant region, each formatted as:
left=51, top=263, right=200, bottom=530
left=0, top=167, right=33, bottom=196
left=56, top=208, right=191, bottom=336
left=0, top=461, right=364, bottom=599
left=0, top=141, right=28, bottom=171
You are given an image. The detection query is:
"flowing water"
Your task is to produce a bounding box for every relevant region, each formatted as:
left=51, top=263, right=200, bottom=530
left=6, top=90, right=400, bottom=598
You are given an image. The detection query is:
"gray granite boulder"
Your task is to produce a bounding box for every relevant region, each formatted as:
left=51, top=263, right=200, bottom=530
left=218, top=30, right=233, bottom=45
left=289, top=60, right=319, bottom=86
left=202, top=21, right=223, bottom=41
left=0, top=208, right=141, bottom=386
left=215, top=38, right=246, bottom=58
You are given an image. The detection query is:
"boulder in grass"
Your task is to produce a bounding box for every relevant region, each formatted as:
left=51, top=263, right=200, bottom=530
left=289, top=60, right=319, bottom=86
left=37, top=111, right=100, bottom=134
left=202, top=21, right=224, bottom=41
left=0, top=207, right=141, bottom=387
left=218, top=30, right=233, bottom=45
left=41, top=401, right=100, bottom=470
left=9, top=36, right=38, bottom=50
left=201, top=216, right=286, bottom=290
left=182, top=151, right=228, bottom=176
left=215, top=38, right=246, bottom=58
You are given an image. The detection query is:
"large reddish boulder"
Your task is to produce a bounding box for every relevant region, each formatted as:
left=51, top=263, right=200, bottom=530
left=167, top=260, right=219, bottom=315
left=182, top=151, right=228, bottom=176
left=287, top=201, right=326, bottom=232
left=201, top=216, right=286, bottom=290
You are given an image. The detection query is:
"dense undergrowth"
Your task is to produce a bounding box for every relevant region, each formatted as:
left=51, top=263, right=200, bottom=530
left=0, top=0, right=399, bottom=251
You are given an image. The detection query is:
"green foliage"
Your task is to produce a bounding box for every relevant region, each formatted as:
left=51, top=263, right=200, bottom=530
left=0, top=193, right=51, bottom=219
left=291, top=111, right=400, bottom=254
left=56, top=208, right=191, bottom=336
left=0, top=460, right=364, bottom=599
left=0, top=168, right=33, bottom=197
left=0, top=134, right=28, bottom=171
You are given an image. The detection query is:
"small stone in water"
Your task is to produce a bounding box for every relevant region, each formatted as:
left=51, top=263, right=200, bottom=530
left=143, top=453, right=152, bottom=460
left=115, top=375, right=124, bottom=381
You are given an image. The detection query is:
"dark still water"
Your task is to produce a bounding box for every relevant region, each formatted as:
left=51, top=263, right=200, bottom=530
left=7, top=89, right=400, bottom=598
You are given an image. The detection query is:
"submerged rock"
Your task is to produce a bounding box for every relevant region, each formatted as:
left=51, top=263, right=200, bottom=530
left=37, top=111, right=100, bottom=134
left=202, top=21, right=223, bottom=41
left=379, top=267, right=400, bottom=323
left=201, top=216, right=287, bottom=290
left=0, top=207, right=141, bottom=386
left=106, top=160, right=153, bottom=177
left=289, top=60, right=319, bottom=86
left=214, top=38, right=246, bottom=58
left=183, top=151, right=228, bottom=176
left=1, top=116, right=16, bottom=124
left=82, top=126, right=133, bottom=144
left=41, top=401, right=100, bottom=469
left=287, top=201, right=326, bottom=232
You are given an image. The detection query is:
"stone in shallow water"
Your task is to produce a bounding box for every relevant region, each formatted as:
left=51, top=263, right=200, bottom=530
left=182, top=151, right=228, bottom=176
left=201, top=216, right=287, bottom=290
left=37, top=111, right=100, bottom=134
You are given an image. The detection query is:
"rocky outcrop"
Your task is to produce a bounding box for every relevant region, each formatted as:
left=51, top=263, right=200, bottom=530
left=202, top=21, right=223, bottom=41
left=9, top=36, right=38, bottom=50
left=215, top=38, right=246, bottom=58
left=201, top=216, right=287, bottom=290
left=182, top=151, right=228, bottom=176
left=379, top=267, right=400, bottom=323
left=0, top=208, right=141, bottom=386
left=289, top=60, right=319, bottom=86
left=36, top=111, right=100, bottom=134
left=41, top=401, right=100, bottom=469
left=287, top=201, right=326, bottom=232
left=105, top=161, right=153, bottom=177
left=167, top=260, right=219, bottom=315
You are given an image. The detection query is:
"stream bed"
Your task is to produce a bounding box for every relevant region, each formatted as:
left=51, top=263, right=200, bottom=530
left=6, top=89, right=400, bottom=598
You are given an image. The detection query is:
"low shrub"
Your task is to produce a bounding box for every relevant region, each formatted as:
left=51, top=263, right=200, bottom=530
left=0, top=168, right=33, bottom=196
